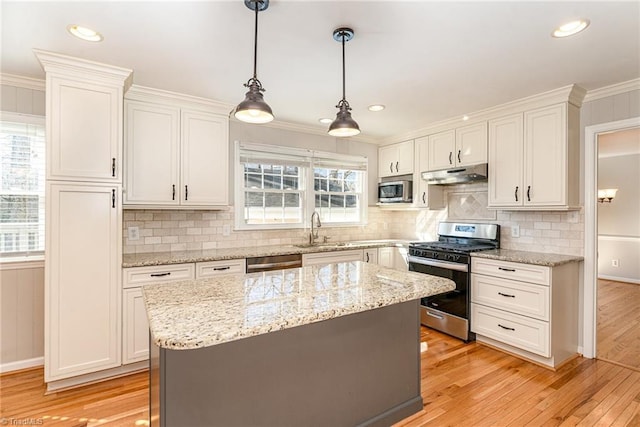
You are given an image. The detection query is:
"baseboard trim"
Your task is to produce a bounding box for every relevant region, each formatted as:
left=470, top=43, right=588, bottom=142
left=46, top=361, right=148, bottom=393
left=598, top=275, right=640, bottom=285
left=0, top=356, right=44, bottom=374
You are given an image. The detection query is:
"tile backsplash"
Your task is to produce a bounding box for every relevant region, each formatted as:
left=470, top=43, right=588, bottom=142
left=124, top=183, right=584, bottom=257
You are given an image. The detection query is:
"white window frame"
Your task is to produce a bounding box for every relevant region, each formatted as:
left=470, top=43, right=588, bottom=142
left=0, top=112, right=46, bottom=259
left=234, top=141, right=368, bottom=231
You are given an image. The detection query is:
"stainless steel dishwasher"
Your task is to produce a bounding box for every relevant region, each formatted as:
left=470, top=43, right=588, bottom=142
left=245, top=253, right=303, bottom=273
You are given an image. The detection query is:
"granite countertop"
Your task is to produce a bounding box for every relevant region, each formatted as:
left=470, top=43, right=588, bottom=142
left=142, top=261, right=454, bottom=350
left=471, top=249, right=583, bottom=267
left=123, top=239, right=409, bottom=268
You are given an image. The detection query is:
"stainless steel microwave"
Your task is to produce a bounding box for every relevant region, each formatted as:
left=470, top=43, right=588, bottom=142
left=378, top=180, right=412, bottom=203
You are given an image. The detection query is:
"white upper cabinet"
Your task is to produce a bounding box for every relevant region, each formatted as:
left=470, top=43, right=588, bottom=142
left=180, top=110, right=228, bottom=206
left=428, top=123, right=487, bottom=171
left=124, top=101, right=180, bottom=205
left=123, top=86, right=229, bottom=208
left=413, top=136, right=444, bottom=209
left=35, top=50, right=132, bottom=183
left=488, top=103, right=579, bottom=210
left=378, top=140, right=414, bottom=177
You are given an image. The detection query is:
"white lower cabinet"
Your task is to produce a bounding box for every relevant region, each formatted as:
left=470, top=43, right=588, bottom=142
left=123, top=288, right=150, bottom=364
left=363, top=249, right=378, bottom=264
left=46, top=182, right=122, bottom=382
left=196, top=259, right=246, bottom=278
left=470, top=257, right=579, bottom=368
left=378, top=247, right=409, bottom=271
left=302, top=250, right=363, bottom=266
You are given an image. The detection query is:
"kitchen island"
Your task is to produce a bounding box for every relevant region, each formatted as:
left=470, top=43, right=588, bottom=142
left=143, top=261, right=455, bottom=427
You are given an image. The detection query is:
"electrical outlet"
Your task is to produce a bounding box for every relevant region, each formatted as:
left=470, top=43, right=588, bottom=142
left=222, top=224, right=231, bottom=236
left=612, top=259, right=619, bottom=267
left=511, top=225, right=520, bottom=238
left=127, top=226, right=140, bottom=241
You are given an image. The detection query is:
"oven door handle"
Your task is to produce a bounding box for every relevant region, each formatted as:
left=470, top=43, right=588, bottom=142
left=408, top=256, right=469, bottom=272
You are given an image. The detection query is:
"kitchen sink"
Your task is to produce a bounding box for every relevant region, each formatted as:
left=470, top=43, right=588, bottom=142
left=293, top=239, right=405, bottom=249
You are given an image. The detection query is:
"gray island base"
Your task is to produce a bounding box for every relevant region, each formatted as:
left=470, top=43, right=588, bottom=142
left=143, top=261, right=456, bottom=426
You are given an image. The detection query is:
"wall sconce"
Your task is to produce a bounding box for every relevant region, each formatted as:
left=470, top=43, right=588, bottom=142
left=597, top=188, right=618, bottom=203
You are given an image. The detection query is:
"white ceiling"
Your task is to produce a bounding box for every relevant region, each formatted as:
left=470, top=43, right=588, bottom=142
left=1, top=1, right=639, bottom=142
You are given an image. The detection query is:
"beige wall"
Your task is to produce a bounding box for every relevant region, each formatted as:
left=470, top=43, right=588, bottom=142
left=0, top=82, right=46, bottom=371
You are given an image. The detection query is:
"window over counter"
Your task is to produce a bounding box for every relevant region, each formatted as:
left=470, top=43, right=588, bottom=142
left=0, top=113, right=45, bottom=256
left=235, top=142, right=367, bottom=230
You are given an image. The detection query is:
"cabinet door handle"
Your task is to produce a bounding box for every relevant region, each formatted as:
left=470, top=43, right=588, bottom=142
left=457, top=150, right=461, bottom=163
left=527, top=186, right=531, bottom=202
left=389, top=162, right=393, bottom=173
left=366, top=252, right=370, bottom=263
left=185, top=185, right=188, bottom=201
left=150, top=272, right=171, bottom=277
left=422, top=191, right=426, bottom=204
left=449, top=152, right=453, bottom=165
left=498, top=267, right=516, bottom=272
left=515, top=186, right=519, bottom=202
left=395, top=161, right=399, bottom=172
left=111, top=158, right=116, bottom=177
left=498, top=324, right=515, bottom=331
left=112, top=189, right=116, bottom=208
left=172, top=184, right=176, bottom=201
left=498, top=292, right=516, bottom=298
left=212, top=266, right=230, bottom=271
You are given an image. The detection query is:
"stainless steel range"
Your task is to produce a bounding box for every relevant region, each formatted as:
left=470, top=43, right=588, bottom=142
left=408, top=222, right=500, bottom=341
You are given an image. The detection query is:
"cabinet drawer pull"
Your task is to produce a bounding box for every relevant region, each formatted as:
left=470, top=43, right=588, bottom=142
left=498, top=324, right=515, bottom=331
left=527, top=185, right=531, bottom=202
left=498, top=267, right=516, bottom=272
left=172, top=184, right=176, bottom=201
left=427, top=311, right=444, bottom=320
left=185, top=185, right=188, bottom=201
left=212, top=266, right=231, bottom=271
left=515, top=186, right=518, bottom=202
left=150, top=272, right=171, bottom=277
left=422, top=191, right=426, bottom=204
left=457, top=150, right=461, bottom=163
left=449, top=151, right=453, bottom=165
left=111, top=158, right=116, bottom=177
left=112, top=189, right=116, bottom=208
left=366, top=252, right=370, bottom=263
left=498, top=292, right=516, bottom=298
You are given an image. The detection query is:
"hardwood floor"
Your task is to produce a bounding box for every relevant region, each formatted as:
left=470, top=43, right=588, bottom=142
left=597, top=279, right=640, bottom=371
left=1, top=328, right=639, bottom=426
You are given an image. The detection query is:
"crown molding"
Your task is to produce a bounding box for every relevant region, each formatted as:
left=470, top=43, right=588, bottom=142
left=0, top=73, right=45, bottom=91
left=126, top=84, right=234, bottom=116
left=33, top=49, right=133, bottom=90
left=234, top=116, right=378, bottom=145
left=583, top=78, right=640, bottom=103
left=380, top=84, right=586, bottom=146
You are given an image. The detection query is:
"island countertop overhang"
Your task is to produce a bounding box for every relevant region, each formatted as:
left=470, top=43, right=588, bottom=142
left=142, top=261, right=454, bottom=350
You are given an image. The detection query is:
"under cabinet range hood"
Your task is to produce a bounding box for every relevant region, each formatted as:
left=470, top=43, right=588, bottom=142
left=421, top=163, right=488, bottom=185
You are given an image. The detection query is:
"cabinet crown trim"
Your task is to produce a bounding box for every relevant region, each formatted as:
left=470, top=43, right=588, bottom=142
left=126, top=84, right=233, bottom=115
left=33, top=49, right=133, bottom=89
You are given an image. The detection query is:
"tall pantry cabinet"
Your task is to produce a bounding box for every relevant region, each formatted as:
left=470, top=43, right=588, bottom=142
left=35, top=50, right=133, bottom=388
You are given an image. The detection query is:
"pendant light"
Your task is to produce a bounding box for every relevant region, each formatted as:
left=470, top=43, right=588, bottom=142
left=233, top=0, right=274, bottom=124
left=328, top=27, right=360, bottom=137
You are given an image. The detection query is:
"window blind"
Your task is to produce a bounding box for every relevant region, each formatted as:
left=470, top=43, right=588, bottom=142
left=0, top=116, right=46, bottom=256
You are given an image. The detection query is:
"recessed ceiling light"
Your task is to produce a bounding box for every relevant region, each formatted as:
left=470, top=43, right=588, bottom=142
left=67, top=25, right=103, bottom=42
left=319, top=118, right=333, bottom=124
left=368, top=104, right=385, bottom=112
left=552, top=19, right=590, bottom=38
left=462, top=115, right=470, bottom=121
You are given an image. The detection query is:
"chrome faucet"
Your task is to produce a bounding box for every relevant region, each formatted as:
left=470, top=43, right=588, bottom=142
left=310, top=211, right=322, bottom=244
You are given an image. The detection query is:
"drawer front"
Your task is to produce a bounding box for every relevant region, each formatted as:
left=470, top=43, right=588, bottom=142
left=471, top=274, right=549, bottom=321
left=302, top=249, right=363, bottom=266
left=196, top=259, right=245, bottom=278
left=471, top=303, right=550, bottom=357
left=123, top=263, right=195, bottom=288
left=471, top=258, right=550, bottom=285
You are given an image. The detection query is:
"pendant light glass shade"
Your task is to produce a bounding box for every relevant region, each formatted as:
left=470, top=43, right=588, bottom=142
left=328, top=27, right=360, bottom=137
left=234, top=0, right=273, bottom=124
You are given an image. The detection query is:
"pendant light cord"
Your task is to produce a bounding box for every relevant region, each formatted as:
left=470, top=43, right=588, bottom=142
left=253, top=0, right=259, bottom=80
left=341, top=31, right=346, bottom=102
